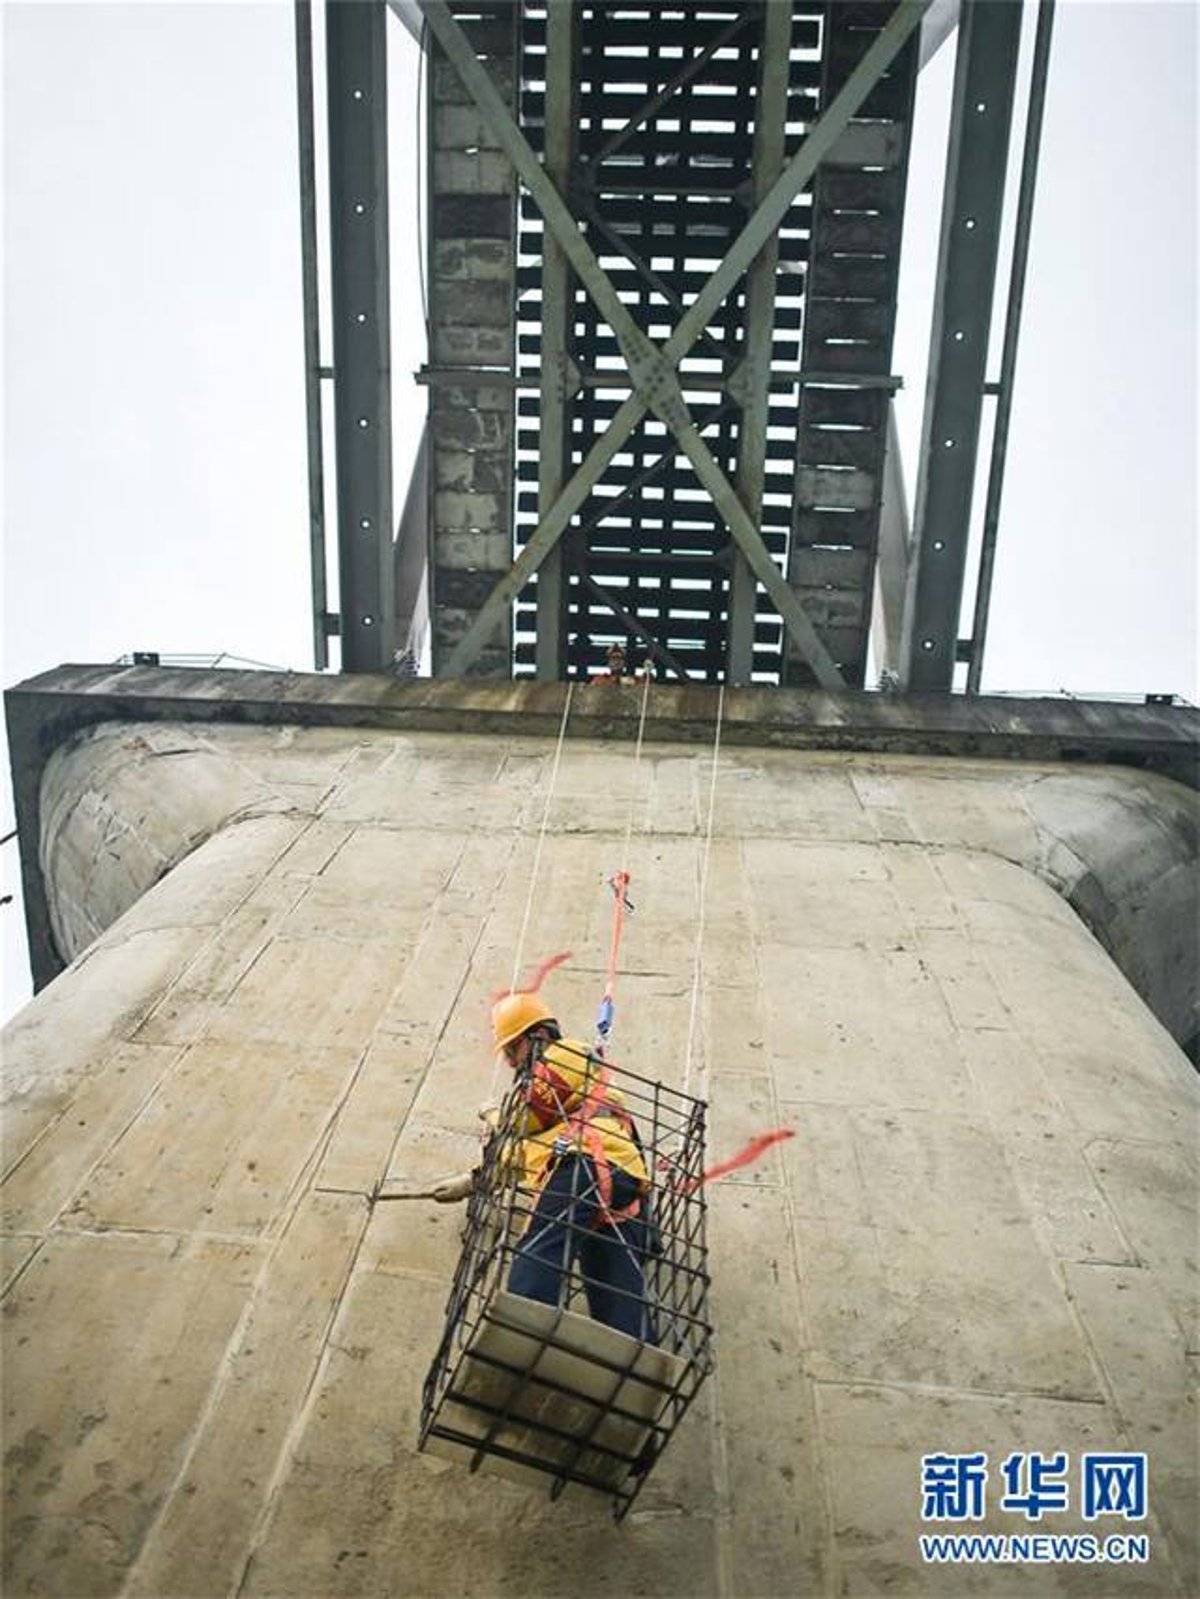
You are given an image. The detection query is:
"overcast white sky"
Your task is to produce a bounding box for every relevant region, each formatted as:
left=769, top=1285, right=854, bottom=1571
left=1, top=0, right=1197, bottom=1013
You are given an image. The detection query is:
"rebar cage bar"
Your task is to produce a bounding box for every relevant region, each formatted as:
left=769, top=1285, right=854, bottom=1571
left=419, top=1046, right=713, bottom=1516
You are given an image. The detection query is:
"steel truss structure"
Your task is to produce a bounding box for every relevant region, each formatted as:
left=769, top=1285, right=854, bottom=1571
left=426, top=0, right=923, bottom=685
left=515, top=2, right=924, bottom=687
left=300, top=0, right=1054, bottom=690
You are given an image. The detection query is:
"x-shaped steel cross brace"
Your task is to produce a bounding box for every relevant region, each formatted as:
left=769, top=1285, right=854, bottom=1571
left=413, top=0, right=930, bottom=683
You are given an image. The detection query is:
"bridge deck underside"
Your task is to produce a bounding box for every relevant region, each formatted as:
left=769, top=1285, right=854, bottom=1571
left=429, top=1, right=918, bottom=682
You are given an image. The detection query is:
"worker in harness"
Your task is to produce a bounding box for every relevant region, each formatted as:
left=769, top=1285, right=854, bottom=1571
left=592, top=642, right=628, bottom=684
left=434, top=991, right=656, bottom=1343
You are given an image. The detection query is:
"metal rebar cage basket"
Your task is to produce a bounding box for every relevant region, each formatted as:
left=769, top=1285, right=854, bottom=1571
left=418, top=1043, right=713, bottom=1517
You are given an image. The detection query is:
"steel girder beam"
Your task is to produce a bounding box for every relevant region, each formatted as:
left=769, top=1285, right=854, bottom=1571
left=327, top=0, right=395, bottom=671
left=967, top=0, right=1056, bottom=694
left=727, top=0, right=793, bottom=686
left=783, top=12, right=920, bottom=691
left=294, top=0, right=329, bottom=670
left=533, top=1, right=576, bottom=680
left=394, top=422, right=430, bottom=659
left=871, top=403, right=912, bottom=681
left=900, top=0, right=1021, bottom=691
left=422, top=2, right=519, bottom=679
left=386, top=0, right=423, bottom=44
left=424, top=0, right=930, bottom=682
left=919, top=0, right=961, bottom=68
left=638, top=6, right=927, bottom=367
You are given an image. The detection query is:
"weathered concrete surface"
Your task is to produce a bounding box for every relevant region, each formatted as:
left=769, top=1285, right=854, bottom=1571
left=7, top=665, right=1198, bottom=992
left=2, top=719, right=1197, bottom=1597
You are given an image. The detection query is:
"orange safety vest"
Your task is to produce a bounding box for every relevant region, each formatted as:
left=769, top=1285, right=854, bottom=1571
left=516, top=1039, right=648, bottom=1228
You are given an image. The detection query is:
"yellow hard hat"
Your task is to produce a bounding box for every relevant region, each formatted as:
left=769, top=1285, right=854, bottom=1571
left=492, top=991, right=555, bottom=1052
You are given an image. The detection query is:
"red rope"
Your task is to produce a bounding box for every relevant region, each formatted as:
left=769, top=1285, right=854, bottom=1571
left=604, top=871, right=631, bottom=1001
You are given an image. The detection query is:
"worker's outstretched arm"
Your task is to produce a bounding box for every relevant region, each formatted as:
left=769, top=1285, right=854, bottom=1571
left=431, top=1170, right=475, bottom=1203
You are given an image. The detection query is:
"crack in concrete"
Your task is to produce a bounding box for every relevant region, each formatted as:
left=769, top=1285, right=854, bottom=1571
left=810, top=1373, right=1110, bottom=1407
left=228, top=1202, right=376, bottom=1599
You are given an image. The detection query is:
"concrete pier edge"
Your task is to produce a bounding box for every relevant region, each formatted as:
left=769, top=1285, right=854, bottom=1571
left=7, top=663, right=1199, bottom=994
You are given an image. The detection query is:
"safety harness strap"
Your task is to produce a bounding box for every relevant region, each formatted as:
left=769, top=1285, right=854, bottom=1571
left=531, top=1055, right=644, bottom=1228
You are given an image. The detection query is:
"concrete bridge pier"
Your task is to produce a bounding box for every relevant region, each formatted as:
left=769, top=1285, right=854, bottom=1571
left=2, top=669, right=1196, bottom=1597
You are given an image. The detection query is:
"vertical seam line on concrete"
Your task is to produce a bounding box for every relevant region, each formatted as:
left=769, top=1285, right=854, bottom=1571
left=8, top=816, right=322, bottom=1247
left=228, top=1201, right=374, bottom=1599
left=510, top=684, right=575, bottom=993
left=227, top=811, right=543, bottom=1589
left=1031, top=1258, right=1190, bottom=1592
left=0, top=1238, right=50, bottom=1303
left=377, top=816, right=528, bottom=1189
left=1075, top=1135, right=1149, bottom=1267
left=949, top=841, right=1147, bottom=1270
left=274, top=1041, right=378, bottom=1222
left=132, top=799, right=525, bottom=1588
left=683, top=686, right=725, bottom=1101
left=764, top=837, right=838, bottom=1599
left=753, top=825, right=844, bottom=1596
left=121, top=1195, right=371, bottom=1599
left=116, top=820, right=340, bottom=1233
left=707, top=1357, right=736, bottom=1599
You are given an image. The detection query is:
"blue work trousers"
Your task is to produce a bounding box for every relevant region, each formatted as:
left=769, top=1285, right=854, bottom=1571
left=509, top=1154, right=656, bottom=1343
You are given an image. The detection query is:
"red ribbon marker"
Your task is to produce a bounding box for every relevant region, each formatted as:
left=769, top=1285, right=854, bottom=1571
left=677, top=1127, right=795, bottom=1193
left=491, top=950, right=573, bottom=1005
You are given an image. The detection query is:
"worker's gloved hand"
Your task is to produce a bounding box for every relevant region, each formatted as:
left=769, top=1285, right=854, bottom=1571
left=431, top=1171, right=474, bottom=1204
left=477, top=1101, right=502, bottom=1132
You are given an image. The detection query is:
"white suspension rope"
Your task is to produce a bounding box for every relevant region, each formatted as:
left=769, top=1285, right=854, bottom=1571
left=682, top=684, right=725, bottom=1101
left=618, top=666, right=654, bottom=878
left=593, top=667, right=655, bottom=1055
left=510, top=682, right=576, bottom=993
left=490, top=684, right=576, bottom=1102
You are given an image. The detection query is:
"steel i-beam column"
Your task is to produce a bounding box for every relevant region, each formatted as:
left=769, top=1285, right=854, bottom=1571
left=966, top=0, right=1056, bottom=694
left=327, top=0, right=395, bottom=671
left=872, top=401, right=911, bottom=681
left=294, top=0, right=329, bottom=670
left=727, top=0, right=794, bottom=686
left=900, top=0, right=1021, bottom=691
left=534, top=2, right=577, bottom=681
